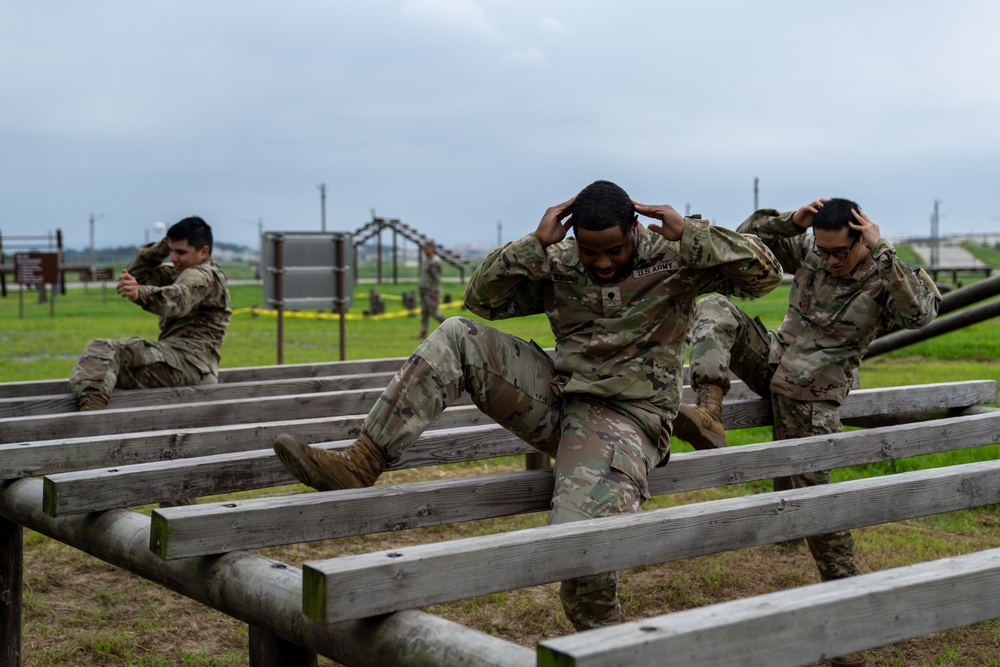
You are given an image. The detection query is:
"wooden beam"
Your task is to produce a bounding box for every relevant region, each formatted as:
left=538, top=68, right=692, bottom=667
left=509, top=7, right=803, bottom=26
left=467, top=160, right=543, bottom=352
left=0, top=387, right=468, bottom=442
left=0, top=371, right=398, bottom=418
left=150, top=409, right=1000, bottom=559
left=301, top=458, right=1000, bottom=623
left=0, top=478, right=534, bottom=667
left=0, top=405, right=494, bottom=480
left=1, top=380, right=769, bottom=480
left=47, top=425, right=531, bottom=516
left=537, top=547, right=1000, bottom=667
left=38, top=381, right=993, bottom=517
left=0, top=357, right=411, bottom=399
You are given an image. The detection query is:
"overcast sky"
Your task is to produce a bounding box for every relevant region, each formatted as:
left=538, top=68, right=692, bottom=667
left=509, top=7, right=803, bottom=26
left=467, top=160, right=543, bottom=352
left=3, top=1, right=999, bottom=253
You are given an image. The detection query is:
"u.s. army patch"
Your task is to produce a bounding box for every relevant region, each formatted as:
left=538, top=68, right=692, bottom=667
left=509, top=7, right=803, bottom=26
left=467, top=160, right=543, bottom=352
left=633, top=261, right=677, bottom=278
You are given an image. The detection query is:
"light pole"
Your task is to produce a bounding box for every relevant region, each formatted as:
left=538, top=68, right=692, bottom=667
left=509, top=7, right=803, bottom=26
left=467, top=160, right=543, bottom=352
left=89, top=213, right=105, bottom=267
left=243, top=217, right=264, bottom=256
left=317, top=182, right=327, bottom=232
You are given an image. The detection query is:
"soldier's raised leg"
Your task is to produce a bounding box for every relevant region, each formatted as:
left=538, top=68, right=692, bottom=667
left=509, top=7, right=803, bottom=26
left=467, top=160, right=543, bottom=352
left=69, top=337, right=201, bottom=411
left=274, top=316, right=563, bottom=490
left=674, top=294, right=774, bottom=450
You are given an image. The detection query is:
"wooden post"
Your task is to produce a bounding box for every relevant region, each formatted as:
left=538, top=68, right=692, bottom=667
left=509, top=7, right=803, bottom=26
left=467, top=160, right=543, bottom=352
left=275, top=236, right=285, bottom=366
left=336, top=235, right=347, bottom=362
left=249, top=624, right=317, bottom=667
left=0, top=517, right=23, bottom=667
left=525, top=451, right=551, bottom=470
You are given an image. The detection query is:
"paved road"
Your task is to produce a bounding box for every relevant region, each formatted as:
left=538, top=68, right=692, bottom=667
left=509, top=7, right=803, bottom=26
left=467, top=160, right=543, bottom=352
left=908, top=243, right=987, bottom=268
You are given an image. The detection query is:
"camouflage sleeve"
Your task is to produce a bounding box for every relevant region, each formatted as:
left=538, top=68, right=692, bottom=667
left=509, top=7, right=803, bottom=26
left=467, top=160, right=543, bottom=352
left=871, top=238, right=942, bottom=329
left=736, top=209, right=810, bottom=273
left=463, top=234, right=546, bottom=320
left=135, top=264, right=218, bottom=319
left=126, top=238, right=175, bottom=286
left=680, top=217, right=783, bottom=299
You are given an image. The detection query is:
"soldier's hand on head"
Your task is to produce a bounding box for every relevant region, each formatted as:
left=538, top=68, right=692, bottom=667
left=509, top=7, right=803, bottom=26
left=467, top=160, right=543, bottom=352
left=850, top=208, right=882, bottom=249
left=116, top=269, right=140, bottom=302
left=534, top=195, right=576, bottom=248
left=791, top=198, right=829, bottom=229
left=633, top=201, right=684, bottom=241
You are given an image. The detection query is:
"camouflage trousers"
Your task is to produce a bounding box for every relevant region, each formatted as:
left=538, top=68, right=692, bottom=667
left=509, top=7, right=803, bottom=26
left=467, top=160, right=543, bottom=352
left=688, top=294, right=861, bottom=581
left=68, top=337, right=217, bottom=406
left=419, top=288, right=446, bottom=335
left=362, top=317, right=662, bottom=631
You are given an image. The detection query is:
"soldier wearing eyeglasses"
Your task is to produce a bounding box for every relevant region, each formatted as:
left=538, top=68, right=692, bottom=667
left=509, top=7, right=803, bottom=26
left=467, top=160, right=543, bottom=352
left=673, top=198, right=940, bottom=667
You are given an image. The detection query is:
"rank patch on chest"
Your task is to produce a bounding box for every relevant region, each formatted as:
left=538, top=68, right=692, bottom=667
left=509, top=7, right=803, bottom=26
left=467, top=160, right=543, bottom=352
left=633, top=261, right=677, bottom=278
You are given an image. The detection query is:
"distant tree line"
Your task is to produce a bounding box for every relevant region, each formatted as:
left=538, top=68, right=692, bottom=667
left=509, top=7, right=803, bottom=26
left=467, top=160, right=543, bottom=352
left=61, top=242, right=252, bottom=264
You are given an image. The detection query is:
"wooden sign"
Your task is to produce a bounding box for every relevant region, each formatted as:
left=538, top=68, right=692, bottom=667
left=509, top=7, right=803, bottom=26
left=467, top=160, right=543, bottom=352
left=95, top=267, right=114, bottom=281
left=14, top=252, right=58, bottom=285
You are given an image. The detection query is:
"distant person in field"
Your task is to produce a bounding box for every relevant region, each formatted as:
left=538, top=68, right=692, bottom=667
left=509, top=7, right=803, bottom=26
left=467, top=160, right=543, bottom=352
left=418, top=242, right=446, bottom=339
left=272, top=179, right=782, bottom=632
left=673, top=198, right=941, bottom=667
left=69, top=216, right=232, bottom=411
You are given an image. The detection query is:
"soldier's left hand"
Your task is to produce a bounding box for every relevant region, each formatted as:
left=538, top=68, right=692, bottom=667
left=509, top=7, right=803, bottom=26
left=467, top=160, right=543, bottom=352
left=850, top=208, right=882, bottom=249
left=633, top=201, right=684, bottom=241
left=116, top=269, right=140, bottom=302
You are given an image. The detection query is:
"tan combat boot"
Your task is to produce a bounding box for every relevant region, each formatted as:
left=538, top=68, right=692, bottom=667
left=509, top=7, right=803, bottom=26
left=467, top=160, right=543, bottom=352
left=673, top=384, right=726, bottom=450
left=78, top=394, right=109, bottom=411
left=273, top=433, right=387, bottom=491
left=831, top=652, right=867, bottom=667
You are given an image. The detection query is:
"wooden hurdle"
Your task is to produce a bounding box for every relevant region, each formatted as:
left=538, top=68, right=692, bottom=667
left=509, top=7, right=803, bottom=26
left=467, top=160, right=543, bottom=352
left=1, top=356, right=999, bottom=666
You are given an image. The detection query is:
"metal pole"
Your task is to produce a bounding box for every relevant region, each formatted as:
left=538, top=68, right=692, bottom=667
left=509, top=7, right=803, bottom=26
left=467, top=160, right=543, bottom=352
left=317, top=183, right=327, bottom=232
left=754, top=176, right=759, bottom=211
left=931, top=199, right=941, bottom=267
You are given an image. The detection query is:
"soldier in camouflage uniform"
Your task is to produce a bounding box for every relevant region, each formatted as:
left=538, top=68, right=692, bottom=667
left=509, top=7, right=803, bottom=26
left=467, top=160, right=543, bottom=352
left=273, top=180, right=782, bottom=631
left=418, top=242, right=446, bottom=338
left=69, top=216, right=232, bottom=411
left=675, top=198, right=941, bottom=667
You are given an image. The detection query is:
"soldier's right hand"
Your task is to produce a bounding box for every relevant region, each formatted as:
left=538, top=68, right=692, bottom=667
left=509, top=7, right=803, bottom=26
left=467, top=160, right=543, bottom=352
left=534, top=196, right=576, bottom=248
left=791, top=199, right=829, bottom=229
left=116, top=269, right=140, bottom=302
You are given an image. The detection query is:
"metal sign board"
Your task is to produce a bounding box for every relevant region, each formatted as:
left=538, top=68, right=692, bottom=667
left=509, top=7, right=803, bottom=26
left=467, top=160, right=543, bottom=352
left=262, top=232, right=353, bottom=310
left=14, top=252, right=59, bottom=285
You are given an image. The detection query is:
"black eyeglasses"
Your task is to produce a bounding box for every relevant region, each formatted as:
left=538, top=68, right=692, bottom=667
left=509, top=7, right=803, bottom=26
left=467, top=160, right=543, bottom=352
left=814, top=237, right=859, bottom=261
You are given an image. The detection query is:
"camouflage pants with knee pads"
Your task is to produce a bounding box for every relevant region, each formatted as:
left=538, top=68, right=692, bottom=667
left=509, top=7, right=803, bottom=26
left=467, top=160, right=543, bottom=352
left=362, top=316, right=662, bottom=630
left=688, top=295, right=861, bottom=581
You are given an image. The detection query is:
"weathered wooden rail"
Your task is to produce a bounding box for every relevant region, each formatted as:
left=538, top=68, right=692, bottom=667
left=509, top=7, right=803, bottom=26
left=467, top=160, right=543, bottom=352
left=1, top=356, right=999, bottom=666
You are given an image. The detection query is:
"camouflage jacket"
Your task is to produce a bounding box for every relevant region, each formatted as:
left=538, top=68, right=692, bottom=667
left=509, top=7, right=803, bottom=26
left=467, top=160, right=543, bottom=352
left=126, top=239, right=233, bottom=376
left=739, top=209, right=941, bottom=403
left=419, top=253, right=443, bottom=294
left=464, top=218, right=782, bottom=446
